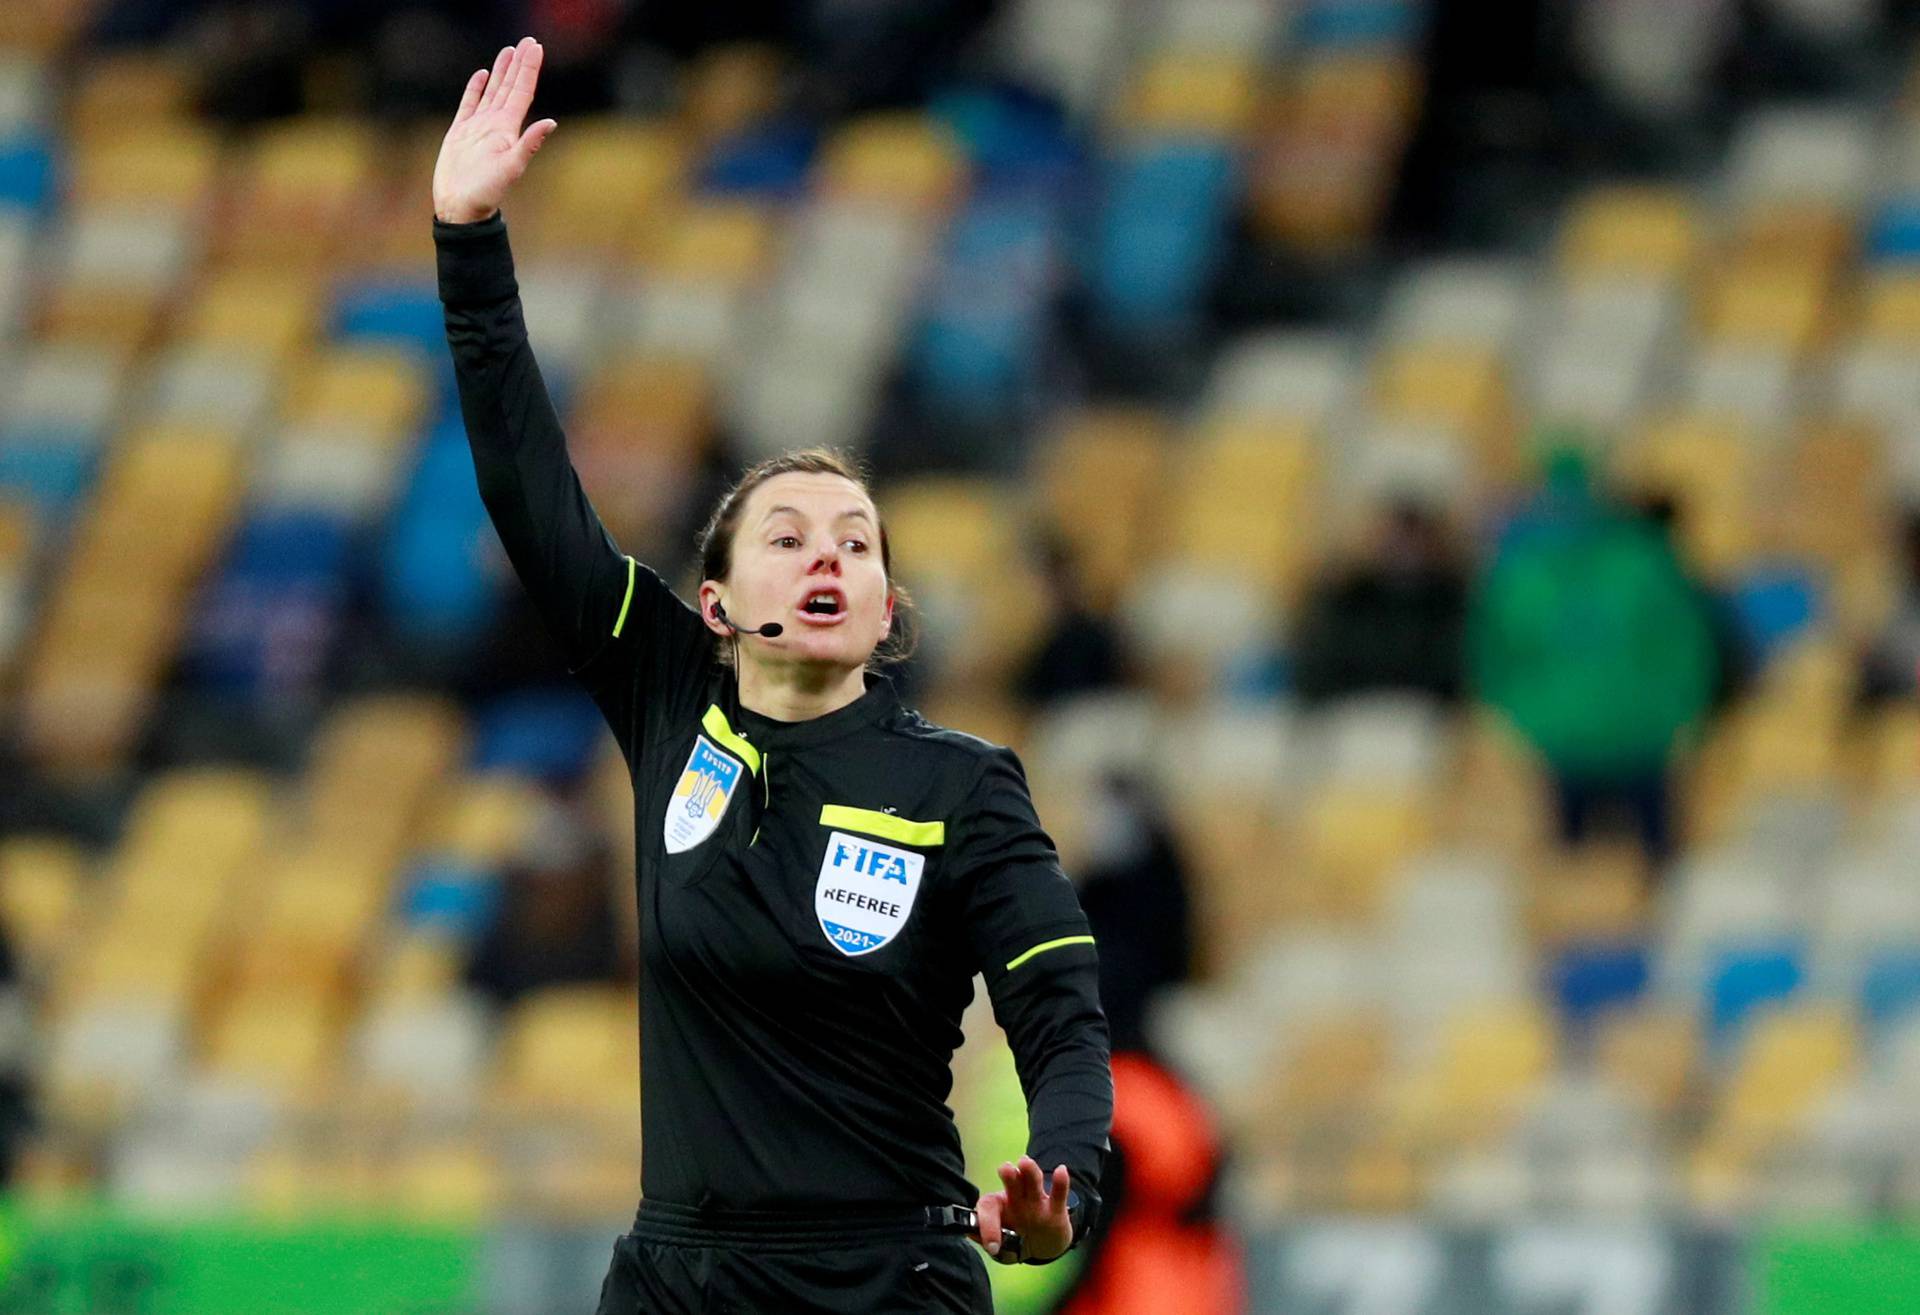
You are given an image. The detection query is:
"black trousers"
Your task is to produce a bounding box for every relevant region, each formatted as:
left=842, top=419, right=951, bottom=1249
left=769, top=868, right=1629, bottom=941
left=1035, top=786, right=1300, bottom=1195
left=594, top=1202, right=994, bottom=1315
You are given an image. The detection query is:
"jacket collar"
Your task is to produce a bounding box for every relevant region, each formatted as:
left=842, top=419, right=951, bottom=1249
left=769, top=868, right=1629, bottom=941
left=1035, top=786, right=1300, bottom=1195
left=727, top=671, right=900, bottom=753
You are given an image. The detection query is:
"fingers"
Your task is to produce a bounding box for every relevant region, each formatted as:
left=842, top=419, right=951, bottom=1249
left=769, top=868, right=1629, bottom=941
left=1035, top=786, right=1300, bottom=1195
left=1051, top=1165, right=1071, bottom=1217
left=453, top=67, right=487, bottom=126
left=503, top=37, right=544, bottom=120
left=974, top=1192, right=1003, bottom=1255
left=478, top=45, right=513, bottom=113
left=517, top=118, right=557, bottom=161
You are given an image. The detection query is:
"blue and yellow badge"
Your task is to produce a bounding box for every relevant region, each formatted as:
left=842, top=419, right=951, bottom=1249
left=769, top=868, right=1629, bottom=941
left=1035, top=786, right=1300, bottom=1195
left=664, top=735, right=744, bottom=854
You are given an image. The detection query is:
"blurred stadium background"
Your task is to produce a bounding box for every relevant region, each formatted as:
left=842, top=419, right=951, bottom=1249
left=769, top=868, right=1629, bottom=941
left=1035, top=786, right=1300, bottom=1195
left=2, top=0, right=1920, bottom=1311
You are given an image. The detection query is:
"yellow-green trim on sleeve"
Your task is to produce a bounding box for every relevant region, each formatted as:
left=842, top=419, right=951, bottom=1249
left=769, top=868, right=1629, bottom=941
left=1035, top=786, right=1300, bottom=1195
left=701, top=704, right=762, bottom=775
left=1004, top=935, right=1096, bottom=973
left=818, top=805, right=945, bottom=847
left=612, top=555, right=637, bottom=638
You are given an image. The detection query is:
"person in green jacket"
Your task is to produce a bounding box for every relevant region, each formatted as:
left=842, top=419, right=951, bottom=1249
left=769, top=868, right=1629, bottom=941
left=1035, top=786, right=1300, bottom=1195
left=1469, top=446, right=1719, bottom=868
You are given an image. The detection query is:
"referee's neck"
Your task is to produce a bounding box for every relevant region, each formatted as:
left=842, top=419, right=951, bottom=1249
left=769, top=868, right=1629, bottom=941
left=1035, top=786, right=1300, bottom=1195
left=736, top=660, right=868, bottom=724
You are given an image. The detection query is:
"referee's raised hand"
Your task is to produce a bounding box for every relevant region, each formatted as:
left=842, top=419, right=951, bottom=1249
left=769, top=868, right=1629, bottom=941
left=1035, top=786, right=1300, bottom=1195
left=432, top=36, right=558, bottom=225
left=975, top=1156, right=1073, bottom=1264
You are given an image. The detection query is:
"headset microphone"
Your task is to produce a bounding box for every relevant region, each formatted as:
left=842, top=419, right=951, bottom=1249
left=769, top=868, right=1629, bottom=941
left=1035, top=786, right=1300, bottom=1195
left=712, top=601, right=783, bottom=639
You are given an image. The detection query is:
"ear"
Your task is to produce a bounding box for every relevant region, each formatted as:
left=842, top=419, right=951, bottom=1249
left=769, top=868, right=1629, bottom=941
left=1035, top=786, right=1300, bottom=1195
left=881, top=592, right=894, bottom=636
left=697, top=580, right=729, bottom=637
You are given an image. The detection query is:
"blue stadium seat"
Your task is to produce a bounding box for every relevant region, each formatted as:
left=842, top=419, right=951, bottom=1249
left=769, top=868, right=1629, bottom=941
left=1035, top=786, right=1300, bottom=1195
left=1866, top=196, right=1920, bottom=263
left=1861, top=947, right=1920, bottom=1031
left=397, top=858, right=503, bottom=941
left=931, top=86, right=1081, bottom=192
left=907, top=196, right=1056, bottom=420
left=697, top=120, right=817, bottom=197
left=1548, top=940, right=1650, bottom=1032
left=1731, top=566, right=1820, bottom=665
left=1088, top=142, right=1236, bottom=338
left=378, top=416, right=499, bottom=644
left=1295, top=0, right=1428, bottom=48
left=0, top=131, right=55, bottom=216
left=0, top=436, right=97, bottom=512
left=332, top=280, right=446, bottom=361
left=181, top=508, right=352, bottom=697
left=471, top=687, right=605, bottom=781
left=1706, top=941, right=1806, bottom=1046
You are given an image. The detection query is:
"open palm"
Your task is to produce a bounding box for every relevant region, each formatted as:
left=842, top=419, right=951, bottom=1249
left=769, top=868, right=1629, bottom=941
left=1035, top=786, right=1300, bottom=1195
left=432, top=36, right=558, bottom=225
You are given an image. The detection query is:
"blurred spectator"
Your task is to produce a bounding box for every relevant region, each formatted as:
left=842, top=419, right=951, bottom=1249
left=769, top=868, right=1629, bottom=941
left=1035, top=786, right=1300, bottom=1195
left=1860, top=508, right=1920, bottom=703
left=1290, top=498, right=1468, bottom=708
left=1070, top=773, right=1191, bottom=1053
left=464, top=803, right=628, bottom=1007
left=1470, top=448, right=1718, bottom=868
left=1015, top=537, right=1128, bottom=710
left=1632, top=491, right=1755, bottom=713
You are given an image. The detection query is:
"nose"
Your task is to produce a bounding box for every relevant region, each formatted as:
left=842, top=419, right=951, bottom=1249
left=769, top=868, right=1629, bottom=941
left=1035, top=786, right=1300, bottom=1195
left=808, top=539, right=841, bottom=575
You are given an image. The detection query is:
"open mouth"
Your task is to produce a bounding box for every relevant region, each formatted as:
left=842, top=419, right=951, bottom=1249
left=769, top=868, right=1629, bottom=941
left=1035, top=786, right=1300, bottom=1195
left=796, top=590, right=846, bottom=624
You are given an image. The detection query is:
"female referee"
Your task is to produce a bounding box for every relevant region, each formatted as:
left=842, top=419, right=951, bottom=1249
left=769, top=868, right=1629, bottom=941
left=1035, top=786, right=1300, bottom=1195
left=432, top=38, right=1113, bottom=1315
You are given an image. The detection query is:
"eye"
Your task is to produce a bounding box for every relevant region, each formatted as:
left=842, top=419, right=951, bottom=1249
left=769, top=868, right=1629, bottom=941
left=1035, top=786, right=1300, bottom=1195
left=842, top=538, right=869, bottom=553
left=772, top=534, right=801, bottom=549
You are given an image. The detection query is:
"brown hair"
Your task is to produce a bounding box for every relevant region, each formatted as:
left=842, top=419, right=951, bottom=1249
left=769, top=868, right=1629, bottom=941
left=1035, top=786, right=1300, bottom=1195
left=696, top=448, right=916, bottom=666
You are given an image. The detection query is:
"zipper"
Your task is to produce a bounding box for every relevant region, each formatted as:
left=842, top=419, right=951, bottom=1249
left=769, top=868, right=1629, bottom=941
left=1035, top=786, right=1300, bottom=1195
left=751, top=750, right=770, bottom=847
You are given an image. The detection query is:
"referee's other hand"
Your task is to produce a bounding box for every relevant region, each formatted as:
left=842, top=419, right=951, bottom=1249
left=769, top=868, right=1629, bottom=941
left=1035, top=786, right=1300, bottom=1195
left=973, top=1156, right=1072, bottom=1264
left=433, top=36, right=559, bottom=226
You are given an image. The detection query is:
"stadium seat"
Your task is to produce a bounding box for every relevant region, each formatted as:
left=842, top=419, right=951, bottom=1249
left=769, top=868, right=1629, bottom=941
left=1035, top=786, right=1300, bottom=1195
left=1595, top=1006, right=1699, bottom=1117
left=284, top=344, right=430, bottom=440
left=681, top=44, right=784, bottom=144
left=354, top=992, right=492, bottom=1110
left=1557, top=187, right=1699, bottom=280
left=220, top=117, right=378, bottom=268
left=517, top=118, right=686, bottom=259
left=1204, top=331, right=1356, bottom=427
left=1296, top=784, right=1436, bottom=923
left=1727, top=107, right=1875, bottom=211
left=424, top=775, right=548, bottom=868
left=68, top=124, right=220, bottom=209
left=203, top=992, right=341, bottom=1101
left=1682, top=345, right=1799, bottom=439
left=1380, top=258, right=1530, bottom=351
left=822, top=113, right=968, bottom=211
left=1696, top=257, right=1830, bottom=355
left=0, top=836, right=84, bottom=977
left=1164, top=417, right=1319, bottom=597
left=1712, top=1005, right=1857, bottom=1152
left=994, top=0, right=1127, bottom=120
left=65, top=51, right=197, bottom=141
left=1032, top=407, right=1169, bottom=609
left=1371, top=344, right=1517, bottom=483
left=1121, top=54, right=1261, bottom=138
left=492, top=986, right=639, bottom=1119
left=1090, top=140, right=1236, bottom=335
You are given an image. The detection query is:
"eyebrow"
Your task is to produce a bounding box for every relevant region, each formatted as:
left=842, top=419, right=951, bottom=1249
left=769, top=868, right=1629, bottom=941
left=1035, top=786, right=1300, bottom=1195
left=759, top=505, right=874, bottom=527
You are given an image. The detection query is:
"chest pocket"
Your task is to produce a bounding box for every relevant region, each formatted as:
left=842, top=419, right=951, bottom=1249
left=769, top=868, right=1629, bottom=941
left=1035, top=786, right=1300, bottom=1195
left=808, top=805, right=945, bottom=960
left=655, top=709, right=763, bottom=888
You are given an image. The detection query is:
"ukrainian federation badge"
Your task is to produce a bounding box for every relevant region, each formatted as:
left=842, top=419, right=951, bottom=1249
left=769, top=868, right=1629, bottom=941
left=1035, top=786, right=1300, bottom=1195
left=664, top=735, right=744, bottom=854
left=814, top=830, right=925, bottom=956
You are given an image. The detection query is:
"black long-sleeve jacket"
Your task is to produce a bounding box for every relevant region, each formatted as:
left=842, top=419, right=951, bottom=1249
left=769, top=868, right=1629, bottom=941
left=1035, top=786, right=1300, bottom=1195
left=435, top=212, right=1111, bottom=1249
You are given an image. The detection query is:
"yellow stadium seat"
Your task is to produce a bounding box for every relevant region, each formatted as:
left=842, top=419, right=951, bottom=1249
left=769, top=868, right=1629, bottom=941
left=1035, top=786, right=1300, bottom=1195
left=69, top=126, right=221, bottom=209
left=121, top=767, right=274, bottom=868
left=1526, top=841, right=1649, bottom=945
left=1255, top=1010, right=1389, bottom=1137
left=1371, top=344, right=1517, bottom=482
left=494, top=986, right=639, bottom=1118
left=247, top=1139, right=381, bottom=1216
left=0, top=837, right=86, bottom=974
left=1390, top=1002, right=1555, bottom=1146
left=218, top=118, right=378, bottom=269
left=1776, top=423, right=1885, bottom=570
left=284, top=345, right=431, bottom=439
left=681, top=44, right=784, bottom=142
left=1697, top=257, right=1830, bottom=354
left=229, top=861, right=392, bottom=996
left=569, top=356, right=712, bottom=462
left=1867, top=701, right=1920, bottom=792
left=305, top=695, right=466, bottom=863
left=203, top=992, right=341, bottom=1099
left=650, top=201, right=775, bottom=285
left=881, top=477, right=1007, bottom=586
left=1856, top=270, right=1920, bottom=343
left=820, top=114, right=967, bottom=212
left=180, top=269, right=321, bottom=362
left=54, top=927, right=200, bottom=1016
left=0, top=500, right=31, bottom=572
left=1033, top=409, right=1169, bottom=610
left=424, top=774, right=546, bottom=867
left=1558, top=186, right=1700, bottom=279
left=1713, top=1006, right=1856, bottom=1152
left=1729, top=201, right=1854, bottom=277
left=1596, top=1006, right=1699, bottom=1117
left=65, top=51, right=198, bottom=139
left=384, top=1140, right=506, bottom=1220
left=37, top=282, right=170, bottom=355
left=365, top=933, right=465, bottom=1005
left=1122, top=55, right=1262, bottom=137
left=516, top=118, right=686, bottom=259
left=1296, top=786, right=1435, bottom=924
left=1165, top=419, right=1319, bottom=600
left=1727, top=704, right=1842, bottom=798
left=71, top=431, right=244, bottom=585
left=1611, top=414, right=1755, bottom=578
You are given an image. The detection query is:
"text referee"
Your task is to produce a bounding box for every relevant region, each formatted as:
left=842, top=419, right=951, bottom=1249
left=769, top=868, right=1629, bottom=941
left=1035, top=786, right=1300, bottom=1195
left=432, top=38, right=1114, bottom=1314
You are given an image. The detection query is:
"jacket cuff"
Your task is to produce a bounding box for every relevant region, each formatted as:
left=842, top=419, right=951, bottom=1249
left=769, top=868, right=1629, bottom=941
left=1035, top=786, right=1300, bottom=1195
left=434, top=211, right=517, bottom=307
